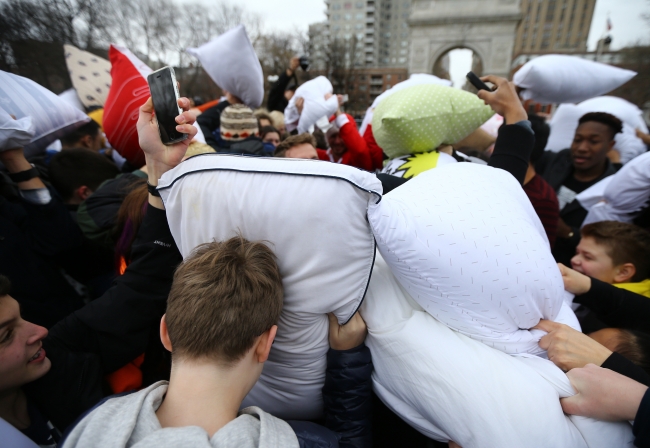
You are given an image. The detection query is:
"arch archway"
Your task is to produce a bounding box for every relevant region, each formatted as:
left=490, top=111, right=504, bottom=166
left=432, top=46, right=484, bottom=90
left=407, top=0, right=521, bottom=79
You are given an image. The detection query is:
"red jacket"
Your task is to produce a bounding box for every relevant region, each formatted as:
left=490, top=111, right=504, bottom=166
left=317, top=114, right=374, bottom=171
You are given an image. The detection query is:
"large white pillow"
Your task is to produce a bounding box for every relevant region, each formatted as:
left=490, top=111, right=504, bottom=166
left=579, top=96, right=648, bottom=133
left=158, top=154, right=381, bottom=420
left=362, top=253, right=634, bottom=447
left=284, top=76, right=339, bottom=134
left=187, top=25, right=264, bottom=109
left=0, top=70, right=90, bottom=158
left=514, top=55, right=637, bottom=104
left=580, top=151, right=650, bottom=226
left=368, top=162, right=567, bottom=355
left=545, top=104, right=583, bottom=152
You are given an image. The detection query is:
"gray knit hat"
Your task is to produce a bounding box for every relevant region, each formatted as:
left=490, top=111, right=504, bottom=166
left=220, top=104, right=258, bottom=141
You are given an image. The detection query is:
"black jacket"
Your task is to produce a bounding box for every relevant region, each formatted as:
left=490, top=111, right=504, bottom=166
left=23, top=205, right=182, bottom=431
left=216, top=135, right=266, bottom=156
left=635, top=389, right=650, bottom=448
left=267, top=70, right=297, bottom=113
left=322, top=344, right=373, bottom=448
left=575, top=278, right=650, bottom=386
left=197, top=101, right=231, bottom=150
left=0, top=181, right=84, bottom=328
left=535, top=149, right=617, bottom=264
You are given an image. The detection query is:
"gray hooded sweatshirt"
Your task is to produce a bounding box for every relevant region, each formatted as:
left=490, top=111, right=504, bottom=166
left=63, top=381, right=300, bottom=448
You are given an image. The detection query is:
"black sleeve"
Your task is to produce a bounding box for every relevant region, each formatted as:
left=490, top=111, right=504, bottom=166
left=601, top=352, right=650, bottom=386
left=534, top=150, right=555, bottom=176
left=573, top=278, right=650, bottom=332
left=27, top=205, right=181, bottom=429
left=45, top=205, right=181, bottom=371
left=322, top=344, right=373, bottom=448
left=16, top=187, right=82, bottom=257
left=197, top=103, right=227, bottom=149
left=267, top=71, right=293, bottom=113
left=377, top=173, right=408, bottom=194
left=634, top=389, right=650, bottom=448
left=488, top=123, right=535, bottom=186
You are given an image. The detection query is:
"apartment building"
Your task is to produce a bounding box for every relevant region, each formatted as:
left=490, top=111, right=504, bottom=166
left=513, top=0, right=596, bottom=56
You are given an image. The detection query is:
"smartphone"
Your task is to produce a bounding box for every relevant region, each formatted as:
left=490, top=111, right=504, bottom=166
left=466, top=72, right=493, bottom=92
left=147, top=66, right=187, bottom=145
left=341, top=94, right=349, bottom=104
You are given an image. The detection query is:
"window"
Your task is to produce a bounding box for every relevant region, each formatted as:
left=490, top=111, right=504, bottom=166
left=344, top=13, right=351, bottom=19
left=401, top=32, right=408, bottom=37
left=386, top=74, right=392, bottom=80
left=355, top=23, right=364, bottom=29
left=359, top=85, right=367, bottom=91
left=356, top=13, right=364, bottom=19
left=332, top=3, right=341, bottom=9
left=398, top=57, right=406, bottom=63
left=333, top=14, right=340, bottom=20
left=399, top=48, right=407, bottom=55
left=356, top=1, right=364, bottom=7
left=402, top=12, right=409, bottom=18
left=402, top=22, right=408, bottom=28
left=401, top=40, right=408, bottom=46
left=333, top=25, right=341, bottom=31
left=344, top=2, right=352, bottom=8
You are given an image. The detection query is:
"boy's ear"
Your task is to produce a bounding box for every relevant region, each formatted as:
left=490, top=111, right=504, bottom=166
left=255, top=325, right=277, bottom=363
left=613, top=263, right=636, bottom=284
left=160, top=314, right=173, bottom=352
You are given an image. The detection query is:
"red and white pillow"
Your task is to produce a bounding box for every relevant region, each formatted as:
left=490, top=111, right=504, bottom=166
left=103, top=45, right=152, bottom=168
left=104, top=45, right=206, bottom=168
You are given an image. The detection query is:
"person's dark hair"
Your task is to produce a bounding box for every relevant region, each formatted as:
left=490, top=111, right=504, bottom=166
left=60, top=120, right=101, bottom=147
left=312, top=128, right=328, bottom=150
left=0, top=275, right=11, bottom=297
left=274, top=133, right=317, bottom=157
left=254, top=111, right=273, bottom=128
left=260, top=126, right=280, bottom=140
left=114, top=180, right=148, bottom=273
left=616, top=329, right=650, bottom=376
left=578, top=112, right=623, bottom=140
left=581, top=221, right=650, bottom=282
left=528, top=113, right=550, bottom=164
left=49, top=149, right=120, bottom=201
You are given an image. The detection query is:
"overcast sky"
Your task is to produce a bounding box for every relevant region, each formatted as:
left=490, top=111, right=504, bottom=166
left=184, top=0, right=648, bottom=88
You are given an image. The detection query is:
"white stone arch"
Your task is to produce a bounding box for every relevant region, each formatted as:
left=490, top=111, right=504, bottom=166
left=408, top=0, right=521, bottom=79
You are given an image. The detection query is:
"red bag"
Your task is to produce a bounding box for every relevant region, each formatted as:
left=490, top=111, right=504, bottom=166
left=103, top=45, right=152, bottom=168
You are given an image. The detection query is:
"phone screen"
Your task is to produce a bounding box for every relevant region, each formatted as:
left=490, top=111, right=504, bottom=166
left=148, top=67, right=186, bottom=145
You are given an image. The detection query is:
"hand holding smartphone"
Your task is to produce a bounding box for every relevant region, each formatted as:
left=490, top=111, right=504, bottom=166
left=466, top=72, right=494, bottom=92
left=147, top=66, right=188, bottom=145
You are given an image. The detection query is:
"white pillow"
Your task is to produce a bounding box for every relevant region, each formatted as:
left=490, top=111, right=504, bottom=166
left=368, top=162, right=568, bottom=355
left=580, top=151, right=650, bottom=226
left=158, top=154, right=381, bottom=420
left=0, top=70, right=90, bottom=158
left=614, top=123, right=647, bottom=164
left=64, top=44, right=112, bottom=109
left=0, top=108, right=34, bottom=152
left=362, top=253, right=634, bottom=447
left=579, top=96, right=648, bottom=132
left=514, top=55, right=637, bottom=104
left=284, top=76, right=339, bottom=134
left=359, top=74, right=452, bottom=136
left=58, top=88, right=85, bottom=111
left=545, top=104, right=583, bottom=152
left=187, top=25, right=264, bottom=109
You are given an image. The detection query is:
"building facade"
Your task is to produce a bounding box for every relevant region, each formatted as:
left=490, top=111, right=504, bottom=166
left=513, top=0, right=596, bottom=56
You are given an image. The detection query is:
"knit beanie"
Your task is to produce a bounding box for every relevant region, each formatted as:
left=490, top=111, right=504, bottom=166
left=220, top=104, right=259, bottom=141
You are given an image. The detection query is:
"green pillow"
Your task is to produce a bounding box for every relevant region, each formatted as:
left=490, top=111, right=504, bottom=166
left=372, top=84, right=494, bottom=159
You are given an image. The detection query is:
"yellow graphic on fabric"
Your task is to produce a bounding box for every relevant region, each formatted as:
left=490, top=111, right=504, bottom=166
left=614, top=278, right=650, bottom=298
left=398, top=151, right=441, bottom=179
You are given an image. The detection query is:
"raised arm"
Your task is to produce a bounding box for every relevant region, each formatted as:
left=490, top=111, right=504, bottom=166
left=478, top=75, right=534, bottom=186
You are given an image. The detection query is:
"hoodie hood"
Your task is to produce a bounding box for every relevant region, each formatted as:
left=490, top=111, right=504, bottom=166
left=62, top=381, right=299, bottom=448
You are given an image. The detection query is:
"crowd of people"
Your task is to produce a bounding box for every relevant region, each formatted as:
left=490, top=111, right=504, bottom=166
left=1, top=45, right=650, bottom=448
